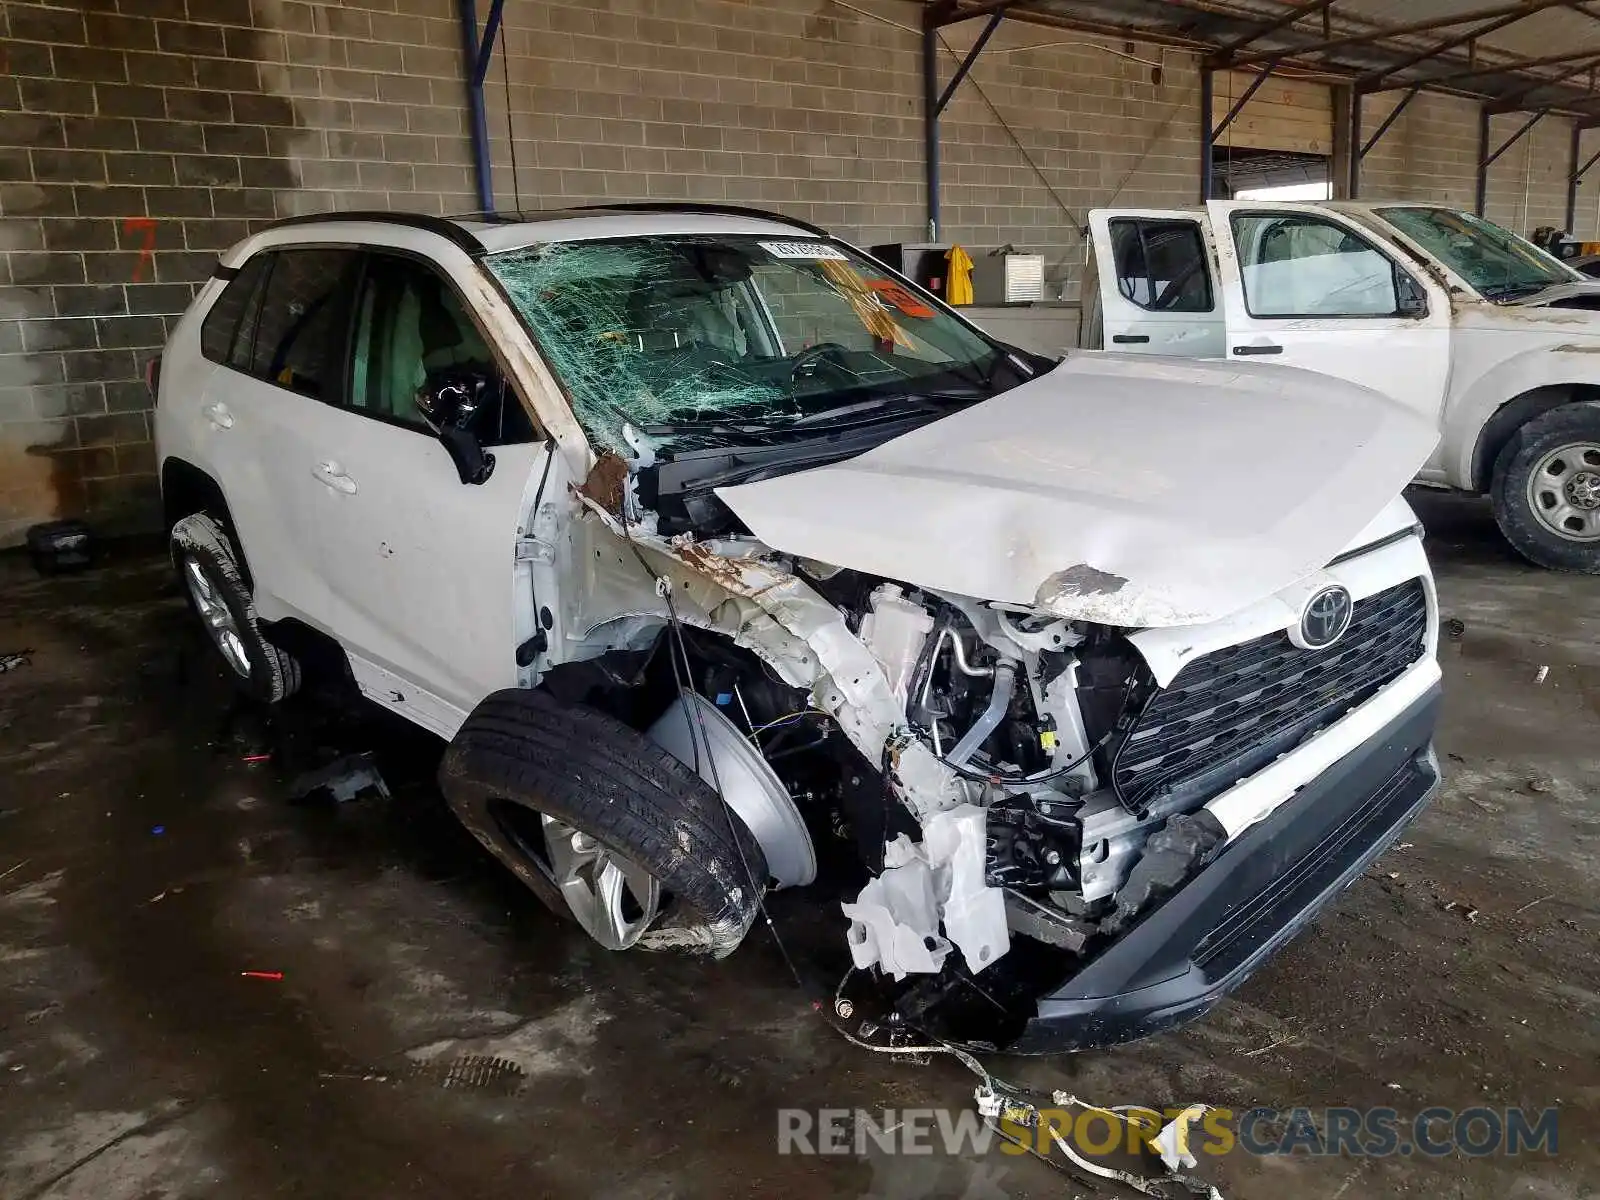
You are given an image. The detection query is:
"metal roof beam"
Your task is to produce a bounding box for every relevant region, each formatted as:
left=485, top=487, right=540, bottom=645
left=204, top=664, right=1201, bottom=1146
left=1485, top=54, right=1600, bottom=110
left=1209, top=0, right=1336, bottom=61
left=1229, top=1, right=1588, bottom=69
left=1357, top=0, right=1581, bottom=90
left=1412, top=47, right=1600, bottom=89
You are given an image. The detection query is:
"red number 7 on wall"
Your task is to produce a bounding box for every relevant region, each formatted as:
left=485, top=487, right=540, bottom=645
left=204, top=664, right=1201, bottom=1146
left=123, top=217, right=157, bottom=282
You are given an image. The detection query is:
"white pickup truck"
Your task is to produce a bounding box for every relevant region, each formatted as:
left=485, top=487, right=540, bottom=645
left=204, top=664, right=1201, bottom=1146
left=1080, top=201, right=1600, bottom=571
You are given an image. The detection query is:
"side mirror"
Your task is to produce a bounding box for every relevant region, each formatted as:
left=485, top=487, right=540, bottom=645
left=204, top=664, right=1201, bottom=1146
left=1395, top=270, right=1429, bottom=318
left=418, top=371, right=496, bottom=486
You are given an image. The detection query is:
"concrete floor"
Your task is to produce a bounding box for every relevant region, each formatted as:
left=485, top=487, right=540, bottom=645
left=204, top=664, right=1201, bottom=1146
left=1, top=490, right=1596, bottom=1200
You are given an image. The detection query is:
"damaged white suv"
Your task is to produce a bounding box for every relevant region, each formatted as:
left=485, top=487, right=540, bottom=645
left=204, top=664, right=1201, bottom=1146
left=153, top=204, right=1443, bottom=1051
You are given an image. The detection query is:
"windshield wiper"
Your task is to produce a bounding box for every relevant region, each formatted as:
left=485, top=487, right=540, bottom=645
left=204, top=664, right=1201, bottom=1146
left=1482, top=280, right=1556, bottom=301
left=642, top=388, right=986, bottom=437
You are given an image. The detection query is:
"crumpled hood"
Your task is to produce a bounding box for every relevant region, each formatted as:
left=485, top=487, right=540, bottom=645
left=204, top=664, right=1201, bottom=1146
left=716, top=353, right=1438, bottom=628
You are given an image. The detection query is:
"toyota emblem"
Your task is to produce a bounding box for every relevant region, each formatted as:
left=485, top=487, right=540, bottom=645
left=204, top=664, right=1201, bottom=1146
left=1292, top=584, right=1354, bottom=650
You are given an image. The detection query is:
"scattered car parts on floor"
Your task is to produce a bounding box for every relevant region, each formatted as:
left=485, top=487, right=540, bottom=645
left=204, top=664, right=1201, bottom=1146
left=153, top=203, right=1445, bottom=1052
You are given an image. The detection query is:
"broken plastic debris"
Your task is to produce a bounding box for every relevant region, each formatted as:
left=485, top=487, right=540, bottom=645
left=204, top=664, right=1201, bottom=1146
left=1535, top=665, right=1550, bottom=684
left=242, top=752, right=272, bottom=764
left=0, top=651, right=31, bottom=674
left=1153, top=1104, right=1210, bottom=1171
left=240, top=970, right=283, bottom=981
left=289, top=753, right=391, bottom=804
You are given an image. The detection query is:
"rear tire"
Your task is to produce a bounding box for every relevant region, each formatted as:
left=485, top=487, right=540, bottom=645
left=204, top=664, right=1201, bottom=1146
left=1491, top=402, right=1600, bottom=572
left=170, top=512, right=302, bottom=702
left=439, top=688, right=768, bottom=957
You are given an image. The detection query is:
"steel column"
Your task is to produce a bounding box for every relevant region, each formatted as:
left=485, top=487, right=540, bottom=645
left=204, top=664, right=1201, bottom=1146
left=1348, top=89, right=1363, bottom=197
left=459, top=0, right=505, bottom=213
left=923, top=21, right=941, bottom=240
left=1478, top=109, right=1549, bottom=214
left=1200, top=67, right=1215, bottom=201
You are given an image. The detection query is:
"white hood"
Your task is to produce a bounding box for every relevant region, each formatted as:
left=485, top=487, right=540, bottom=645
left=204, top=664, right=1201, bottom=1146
left=716, top=353, right=1437, bottom=628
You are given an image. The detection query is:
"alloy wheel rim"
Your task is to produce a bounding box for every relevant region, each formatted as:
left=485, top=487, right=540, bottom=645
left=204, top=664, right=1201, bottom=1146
left=538, top=815, right=661, bottom=949
left=1526, top=441, right=1600, bottom=542
left=183, top=557, right=252, bottom=678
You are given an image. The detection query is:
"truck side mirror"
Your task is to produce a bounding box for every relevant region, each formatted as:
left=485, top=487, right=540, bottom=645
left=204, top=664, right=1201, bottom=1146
left=1395, top=270, right=1429, bottom=318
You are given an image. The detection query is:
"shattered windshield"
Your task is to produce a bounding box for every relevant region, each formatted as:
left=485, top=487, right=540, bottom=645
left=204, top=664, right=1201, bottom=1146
left=485, top=235, right=1008, bottom=454
left=1376, top=207, right=1578, bottom=301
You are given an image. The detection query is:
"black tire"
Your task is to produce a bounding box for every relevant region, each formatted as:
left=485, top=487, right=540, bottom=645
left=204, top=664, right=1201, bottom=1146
left=170, top=512, right=303, bottom=702
left=439, top=688, right=768, bottom=957
left=1491, top=402, right=1600, bottom=572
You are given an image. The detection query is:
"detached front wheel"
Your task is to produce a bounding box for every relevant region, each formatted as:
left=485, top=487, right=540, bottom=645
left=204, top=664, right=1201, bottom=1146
left=439, top=688, right=768, bottom=957
left=1492, top=403, right=1600, bottom=572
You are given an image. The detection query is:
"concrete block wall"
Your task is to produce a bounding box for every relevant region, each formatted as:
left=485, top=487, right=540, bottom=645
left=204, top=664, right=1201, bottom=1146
left=484, top=0, right=1202, bottom=301
left=0, top=0, right=476, bottom=548
left=0, top=0, right=1590, bottom=546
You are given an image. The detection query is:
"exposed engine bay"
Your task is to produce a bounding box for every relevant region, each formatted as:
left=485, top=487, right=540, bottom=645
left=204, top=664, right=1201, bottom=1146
left=553, top=503, right=1237, bottom=1015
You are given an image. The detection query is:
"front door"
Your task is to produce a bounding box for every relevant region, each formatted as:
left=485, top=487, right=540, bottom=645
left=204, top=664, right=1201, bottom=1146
left=1085, top=210, right=1225, bottom=356
left=1209, top=201, right=1452, bottom=419
left=297, top=251, right=548, bottom=735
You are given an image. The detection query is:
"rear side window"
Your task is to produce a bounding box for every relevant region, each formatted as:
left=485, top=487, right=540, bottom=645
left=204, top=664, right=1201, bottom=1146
left=1109, top=219, right=1212, bottom=312
left=200, top=255, right=270, bottom=367
left=249, top=248, right=362, bottom=400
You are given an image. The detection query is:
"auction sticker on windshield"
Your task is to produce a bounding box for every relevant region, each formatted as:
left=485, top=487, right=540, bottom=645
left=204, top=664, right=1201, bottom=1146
left=760, top=240, right=849, bottom=260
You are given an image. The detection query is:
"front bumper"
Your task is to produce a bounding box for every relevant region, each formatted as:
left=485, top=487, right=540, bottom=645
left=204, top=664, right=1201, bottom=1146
left=1006, top=682, right=1442, bottom=1054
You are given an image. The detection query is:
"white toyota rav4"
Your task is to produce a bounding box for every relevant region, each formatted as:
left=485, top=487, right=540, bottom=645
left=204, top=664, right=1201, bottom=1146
left=154, top=204, right=1443, bottom=1051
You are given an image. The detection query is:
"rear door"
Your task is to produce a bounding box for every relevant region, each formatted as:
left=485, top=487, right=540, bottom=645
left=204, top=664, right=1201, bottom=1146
left=192, top=246, right=363, bottom=626
left=1084, top=210, right=1224, bottom=356
left=1209, top=200, right=1451, bottom=417
left=298, top=249, right=548, bottom=734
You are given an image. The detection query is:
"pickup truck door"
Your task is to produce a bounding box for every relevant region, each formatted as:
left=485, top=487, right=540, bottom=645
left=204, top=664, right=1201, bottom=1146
left=1084, top=210, right=1225, bottom=356
left=1208, top=200, right=1451, bottom=418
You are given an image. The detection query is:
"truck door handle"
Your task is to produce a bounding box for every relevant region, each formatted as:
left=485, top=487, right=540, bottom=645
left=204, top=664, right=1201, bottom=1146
left=312, top=461, right=357, bottom=495
left=201, top=401, right=234, bottom=429
left=1233, top=343, right=1282, bottom=355
left=1112, top=334, right=1150, bottom=344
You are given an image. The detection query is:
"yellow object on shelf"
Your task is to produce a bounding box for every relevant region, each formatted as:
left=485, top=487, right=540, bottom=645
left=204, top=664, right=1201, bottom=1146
left=946, top=244, right=974, bottom=306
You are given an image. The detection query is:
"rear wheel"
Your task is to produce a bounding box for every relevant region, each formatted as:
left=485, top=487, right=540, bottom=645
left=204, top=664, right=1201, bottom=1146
left=439, top=688, right=767, bottom=957
left=170, top=512, right=302, bottom=701
left=1491, top=403, right=1600, bottom=572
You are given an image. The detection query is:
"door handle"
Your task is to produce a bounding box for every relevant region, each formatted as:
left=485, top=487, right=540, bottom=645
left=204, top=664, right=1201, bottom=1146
left=201, top=401, right=234, bottom=429
left=1111, top=334, right=1151, bottom=344
left=312, top=460, right=357, bottom=495
left=1232, top=343, right=1283, bottom=356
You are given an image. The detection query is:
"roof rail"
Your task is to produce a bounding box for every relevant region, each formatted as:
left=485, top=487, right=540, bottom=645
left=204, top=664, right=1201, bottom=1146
left=262, top=210, right=487, bottom=257
left=572, top=202, right=831, bottom=236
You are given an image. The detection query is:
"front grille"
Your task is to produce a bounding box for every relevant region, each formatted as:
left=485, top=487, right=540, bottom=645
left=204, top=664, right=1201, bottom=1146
left=1111, top=579, right=1429, bottom=815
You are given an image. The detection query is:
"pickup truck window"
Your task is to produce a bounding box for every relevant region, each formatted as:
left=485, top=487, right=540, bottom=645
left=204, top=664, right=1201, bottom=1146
left=1231, top=212, right=1401, bottom=318
left=1109, top=219, right=1212, bottom=312
left=1376, top=206, right=1576, bottom=301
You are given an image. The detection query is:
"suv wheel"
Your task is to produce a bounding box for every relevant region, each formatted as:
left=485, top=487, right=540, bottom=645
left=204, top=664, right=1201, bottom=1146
left=170, top=512, right=302, bottom=701
left=439, top=688, right=767, bottom=957
left=1492, top=402, right=1600, bottom=572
